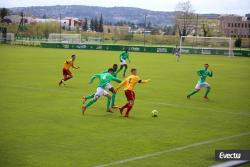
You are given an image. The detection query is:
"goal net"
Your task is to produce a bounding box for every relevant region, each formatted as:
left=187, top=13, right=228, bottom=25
left=48, top=33, right=81, bottom=43
left=180, top=36, right=234, bottom=56
left=0, top=33, right=15, bottom=42
left=86, top=37, right=103, bottom=44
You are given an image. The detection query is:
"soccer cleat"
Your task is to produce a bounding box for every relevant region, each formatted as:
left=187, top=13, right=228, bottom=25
left=82, top=97, right=87, bottom=104
left=187, top=95, right=190, bottom=99
left=203, top=96, right=209, bottom=100
left=82, top=106, right=86, bottom=115
left=111, top=105, right=119, bottom=109
left=119, top=107, right=123, bottom=115
left=58, top=80, right=63, bottom=86
left=106, top=109, right=113, bottom=113
left=124, top=114, right=129, bottom=118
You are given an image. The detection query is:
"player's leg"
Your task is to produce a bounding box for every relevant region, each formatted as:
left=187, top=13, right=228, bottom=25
left=64, top=71, right=73, bottom=81
left=123, top=64, right=128, bottom=77
left=110, top=89, right=118, bottom=108
left=124, top=91, right=135, bottom=117
left=176, top=55, right=180, bottom=62
left=117, top=64, right=124, bottom=73
left=82, top=93, right=95, bottom=104
left=105, top=83, right=118, bottom=108
left=187, top=83, right=201, bottom=99
left=59, top=68, right=67, bottom=86
left=204, top=83, right=211, bottom=99
left=104, top=92, right=113, bottom=113
left=82, top=88, right=103, bottom=115
left=119, top=91, right=129, bottom=115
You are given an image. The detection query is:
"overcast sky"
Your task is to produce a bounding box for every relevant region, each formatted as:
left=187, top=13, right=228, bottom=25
left=1, top=0, right=249, bottom=15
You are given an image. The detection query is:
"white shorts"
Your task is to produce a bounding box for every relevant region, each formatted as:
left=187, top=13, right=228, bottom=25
left=195, top=82, right=210, bottom=89
left=121, top=59, right=127, bottom=65
left=105, top=83, right=113, bottom=90
left=95, top=87, right=110, bottom=97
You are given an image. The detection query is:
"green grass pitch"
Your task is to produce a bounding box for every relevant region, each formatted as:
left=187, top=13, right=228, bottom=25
left=0, top=44, right=249, bottom=167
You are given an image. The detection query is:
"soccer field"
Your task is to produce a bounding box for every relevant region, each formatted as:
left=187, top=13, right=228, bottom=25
left=0, top=44, right=249, bottom=167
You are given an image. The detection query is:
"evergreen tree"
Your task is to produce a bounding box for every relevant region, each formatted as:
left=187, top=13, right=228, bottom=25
left=82, top=18, right=88, bottom=31
left=90, top=18, right=94, bottom=31
left=94, top=17, right=98, bottom=32
left=99, top=14, right=104, bottom=32
left=0, top=8, right=10, bottom=20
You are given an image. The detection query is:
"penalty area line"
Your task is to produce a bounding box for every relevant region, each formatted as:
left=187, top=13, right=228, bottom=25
left=94, top=132, right=250, bottom=167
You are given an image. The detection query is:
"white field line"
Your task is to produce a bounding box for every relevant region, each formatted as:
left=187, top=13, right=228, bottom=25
left=1, top=84, right=250, bottom=116
left=143, top=100, right=250, bottom=116
left=94, top=132, right=250, bottom=167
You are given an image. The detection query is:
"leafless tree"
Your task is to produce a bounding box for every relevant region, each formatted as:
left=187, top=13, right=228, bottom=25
left=175, top=1, right=196, bottom=38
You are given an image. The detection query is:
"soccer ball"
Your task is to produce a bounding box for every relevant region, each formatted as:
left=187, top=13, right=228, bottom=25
left=151, top=110, right=158, bottom=117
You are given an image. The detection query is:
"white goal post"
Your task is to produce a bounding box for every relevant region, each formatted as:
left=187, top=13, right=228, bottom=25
left=48, top=33, right=81, bottom=43
left=180, top=36, right=234, bottom=56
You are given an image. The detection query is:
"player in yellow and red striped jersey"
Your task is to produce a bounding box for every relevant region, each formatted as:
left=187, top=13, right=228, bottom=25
left=115, top=68, right=150, bottom=117
left=59, top=54, right=80, bottom=86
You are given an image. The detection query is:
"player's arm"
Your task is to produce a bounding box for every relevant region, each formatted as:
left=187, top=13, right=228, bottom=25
left=72, top=62, right=80, bottom=69
left=208, top=71, right=213, bottom=77
left=114, top=80, right=127, bottom=92
left=111, top=76, right=122, bottom=83
left=88, top=74, right=100, bottom=84
left=139, top=79, right=150, bottom=83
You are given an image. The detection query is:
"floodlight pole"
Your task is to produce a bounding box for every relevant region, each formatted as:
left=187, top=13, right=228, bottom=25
left=144, top=14, right=147, bottom=46
left=59, top=13, right=62, bottom=42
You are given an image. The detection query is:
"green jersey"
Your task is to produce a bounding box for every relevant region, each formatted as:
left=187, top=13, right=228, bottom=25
left=120, top=51, right=129, bottom=61
left=89, top=72, right=121, bottom=88
left=197, top=68, right=213, bottom=83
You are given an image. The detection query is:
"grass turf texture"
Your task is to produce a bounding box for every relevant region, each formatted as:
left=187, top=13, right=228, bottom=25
left=0, top=44, right=249, bottom=167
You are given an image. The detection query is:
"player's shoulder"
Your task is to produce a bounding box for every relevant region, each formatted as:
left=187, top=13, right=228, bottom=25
left=66, top=58, right=72, bottom=62
left=130, top=75, right=140, bottom=80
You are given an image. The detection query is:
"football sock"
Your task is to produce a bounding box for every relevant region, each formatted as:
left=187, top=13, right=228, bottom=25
left=205, top=89, right=210, bottom=97
left=63, top=76, right=71, bottom=81
left=125, top=105, right=133, bottom=116
left=188, top=90, right=198, bottom=96
left=106, top=97, right=111, bottom=111
left=111, top=93, right=116, bottom=106
left=85, top=93, right=95, bottom=99
left=117, top=66, right=122, bottom=73
left=123, top=68, right=127, bottom=76
left=120, top=103, right=129, bottom=111
left=84, top=99, right=96, bottom=108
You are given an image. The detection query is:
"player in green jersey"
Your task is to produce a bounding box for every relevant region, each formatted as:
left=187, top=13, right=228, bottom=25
left=83, top=64, right=120, bottom=109
left=82, top=68, right=122, bottom=115
left=117, top=48, right=130, bottom=78
left=187, top=64, right=213, bottom=100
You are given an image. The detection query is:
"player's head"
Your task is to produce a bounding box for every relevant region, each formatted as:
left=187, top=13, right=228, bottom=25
left=113, top=64, right=118, bottom=71
left=108, top=68, right=114, bottom=74
left=204, top=63, right=209, bottom=69
left=125, top=48, right=128, bottom=52
left=131, top=68, right=137, bottom=75
left=71, top=54, right=76, bottom=60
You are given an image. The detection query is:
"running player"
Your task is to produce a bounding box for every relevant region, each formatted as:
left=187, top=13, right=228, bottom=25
left=82, top=64, right=120, bottom=109
left=174, top=45, right=180, bottom=62
left=115, top=68, right=150, bottom=117
left=102, top=64, right=120, bottom=108
left=187, top=64, right=213, bottom=100
left=59, top=54, right=80, bottom=86
left=82, top=68, right=121, bottom=115
left=117, top=48, right=130, bottom=78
